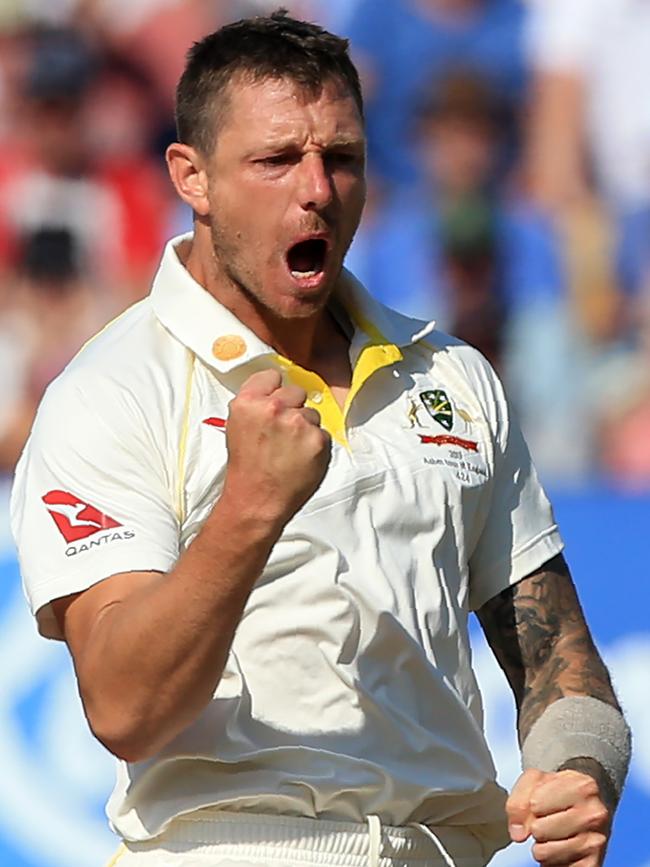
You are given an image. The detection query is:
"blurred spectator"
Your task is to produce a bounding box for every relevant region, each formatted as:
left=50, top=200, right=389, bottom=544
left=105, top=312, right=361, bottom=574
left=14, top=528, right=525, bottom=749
left=526, top=0, right=650, bottom=220
left=0, top=27, right=174, bottom=302
left=525, top=0, right=650, bottom=327
left=0, top=228, right=106, bottom=472
left=76, top=0, right=219, bottom=117
left=346, top=0, right=527, bottom=188
left=600, top=383, right=650, bottom=490
left=597, top=294, right=650, bottom=489
left=524, top=0, right=650, bottom=485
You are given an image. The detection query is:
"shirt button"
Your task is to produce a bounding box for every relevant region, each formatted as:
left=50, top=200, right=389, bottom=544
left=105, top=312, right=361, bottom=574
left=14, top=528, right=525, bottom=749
left=309, top=391, right=323, bottom=404
left=212, top=335, right=246, bottom=361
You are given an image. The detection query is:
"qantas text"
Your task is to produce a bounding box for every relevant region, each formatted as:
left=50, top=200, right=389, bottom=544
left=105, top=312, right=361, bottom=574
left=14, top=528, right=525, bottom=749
left=65, top=530, right=135, bottom=557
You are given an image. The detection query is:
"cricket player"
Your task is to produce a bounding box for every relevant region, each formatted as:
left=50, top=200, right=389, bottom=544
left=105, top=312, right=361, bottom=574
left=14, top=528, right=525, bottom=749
left=11, top=11, right=630, bottom=867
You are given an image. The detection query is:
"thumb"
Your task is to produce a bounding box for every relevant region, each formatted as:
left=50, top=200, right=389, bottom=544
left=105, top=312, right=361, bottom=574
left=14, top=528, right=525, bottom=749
left=238, top=368, right=283, bottom=398
left=507, top=769, right=544, bottom=843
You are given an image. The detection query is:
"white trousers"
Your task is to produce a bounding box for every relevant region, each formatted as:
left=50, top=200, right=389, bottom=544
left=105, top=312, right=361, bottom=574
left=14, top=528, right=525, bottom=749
left=108, top=809, right=490, bottom=867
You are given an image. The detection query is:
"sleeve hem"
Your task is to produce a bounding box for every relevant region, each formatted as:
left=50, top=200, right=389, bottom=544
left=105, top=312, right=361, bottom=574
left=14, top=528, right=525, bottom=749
left=469, top=526, right=564, bottom=611
left=28, top=552, right=177, bottom=640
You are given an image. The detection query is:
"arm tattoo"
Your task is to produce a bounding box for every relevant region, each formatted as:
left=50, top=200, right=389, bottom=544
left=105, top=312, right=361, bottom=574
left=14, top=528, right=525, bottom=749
left=477, top=553, right=620, bottom=745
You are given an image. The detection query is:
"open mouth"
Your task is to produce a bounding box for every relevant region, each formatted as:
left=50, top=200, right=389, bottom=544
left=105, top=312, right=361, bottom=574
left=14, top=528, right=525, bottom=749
left=286, top=238, right=328, bottom=279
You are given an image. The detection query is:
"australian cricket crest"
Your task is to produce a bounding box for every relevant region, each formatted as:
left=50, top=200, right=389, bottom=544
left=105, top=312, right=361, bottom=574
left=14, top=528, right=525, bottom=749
left=419, top=389, right=453, bottom=431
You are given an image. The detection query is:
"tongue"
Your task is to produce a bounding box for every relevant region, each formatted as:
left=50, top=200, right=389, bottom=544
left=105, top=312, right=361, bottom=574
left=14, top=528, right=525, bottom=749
left=292, top=251, right=315, bottom=272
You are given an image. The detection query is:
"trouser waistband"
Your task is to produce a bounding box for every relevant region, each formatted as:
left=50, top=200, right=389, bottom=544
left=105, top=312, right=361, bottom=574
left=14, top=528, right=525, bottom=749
left=125, top=808, right=486, bottom=866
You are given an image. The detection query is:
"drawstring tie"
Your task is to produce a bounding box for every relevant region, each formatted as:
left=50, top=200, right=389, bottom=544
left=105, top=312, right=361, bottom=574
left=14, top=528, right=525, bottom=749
left=409, top=821, right=457, bottom=867
left=365, top=815, right=457, bottom=867
left=366, top=814, right=381, bottom=867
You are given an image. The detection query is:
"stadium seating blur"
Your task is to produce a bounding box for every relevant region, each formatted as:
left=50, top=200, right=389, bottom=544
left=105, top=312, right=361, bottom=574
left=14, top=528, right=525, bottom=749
left=0, top=3, right=648, bottom=866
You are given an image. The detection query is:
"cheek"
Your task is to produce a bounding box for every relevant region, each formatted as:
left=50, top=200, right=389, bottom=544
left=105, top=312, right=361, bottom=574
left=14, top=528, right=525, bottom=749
left=337, top=176, right=366, bottom=223
left=210, top=187, right=256, bottom=245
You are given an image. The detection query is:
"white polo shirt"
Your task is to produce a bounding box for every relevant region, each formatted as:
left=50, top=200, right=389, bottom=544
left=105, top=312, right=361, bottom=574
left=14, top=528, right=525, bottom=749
left=11, top=234, right=563, bottom=857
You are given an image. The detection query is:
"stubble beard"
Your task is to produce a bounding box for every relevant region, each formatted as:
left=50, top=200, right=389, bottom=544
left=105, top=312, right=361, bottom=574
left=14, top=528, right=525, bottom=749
left=208, top=218, right=342, bottom=322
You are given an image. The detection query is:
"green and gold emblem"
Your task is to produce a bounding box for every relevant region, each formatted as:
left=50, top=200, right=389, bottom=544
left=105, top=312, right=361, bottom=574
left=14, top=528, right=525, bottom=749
left=420, top=389, right=453, bottom=431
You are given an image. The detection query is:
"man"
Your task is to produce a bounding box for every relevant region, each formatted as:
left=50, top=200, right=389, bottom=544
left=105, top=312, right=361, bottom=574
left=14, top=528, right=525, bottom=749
left=11, top=12, right=630, bottom=867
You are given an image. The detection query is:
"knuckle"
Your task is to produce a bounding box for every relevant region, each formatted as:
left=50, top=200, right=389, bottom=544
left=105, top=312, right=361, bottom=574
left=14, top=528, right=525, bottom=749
left=588, top=804, right=609, bottom=829
left=579, top=777, right=600, bottom=799
left=586, top=831, right=608, bottom=853
left=231, top=391, right=252, bottom=411
left=265, top=396, right=284, bottom=418
left=504, top=793, right=519, bottom=812
left=573, top=831, right=606, bottom=860
left=529, top=818, right=547, bottom=841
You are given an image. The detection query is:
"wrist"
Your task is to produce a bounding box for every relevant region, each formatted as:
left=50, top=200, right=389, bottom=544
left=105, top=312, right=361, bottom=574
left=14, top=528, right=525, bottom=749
left=521, top=696, right=631, bottom=803
left=213, top=479, right=288, bottom=542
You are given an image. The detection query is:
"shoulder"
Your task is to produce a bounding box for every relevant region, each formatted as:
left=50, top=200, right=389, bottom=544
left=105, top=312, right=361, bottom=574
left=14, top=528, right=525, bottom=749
left=39, top=296, right=189, bottom=429
left=66, top=296, right=186, bottom=385
left=415, top=326, right=504, bottom=395
left=404, top=326, right=511, bottom=446
left=20, top=296, right=193, bottom=487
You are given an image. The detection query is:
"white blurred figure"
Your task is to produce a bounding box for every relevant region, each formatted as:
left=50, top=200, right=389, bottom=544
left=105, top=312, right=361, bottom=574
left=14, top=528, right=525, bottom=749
left=525, top=0, right=650, bottom=490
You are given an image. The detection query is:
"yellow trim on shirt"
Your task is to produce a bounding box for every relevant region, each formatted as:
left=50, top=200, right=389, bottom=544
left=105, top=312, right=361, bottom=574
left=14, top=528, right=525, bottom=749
left=343, top=342, right=402, bottom=418
left=273, top=355, right=347, bottom=446
left=272, top=307, right=403, bottom=448
left=104, top=844, right=126, bottom=867
left=342, top=304, right=403, bottom=418
left=177, top=349, right=196, bottom=525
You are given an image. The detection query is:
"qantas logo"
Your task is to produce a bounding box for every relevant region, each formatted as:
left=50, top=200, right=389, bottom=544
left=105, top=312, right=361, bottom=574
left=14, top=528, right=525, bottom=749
left=203, top=417, right=227, bottom=430
left=42, top=490, right=122, bottom=543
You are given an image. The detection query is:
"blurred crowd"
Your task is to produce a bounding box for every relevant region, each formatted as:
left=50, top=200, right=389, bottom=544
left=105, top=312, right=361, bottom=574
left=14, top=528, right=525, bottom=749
left=1, top=0, right=649, bottom=489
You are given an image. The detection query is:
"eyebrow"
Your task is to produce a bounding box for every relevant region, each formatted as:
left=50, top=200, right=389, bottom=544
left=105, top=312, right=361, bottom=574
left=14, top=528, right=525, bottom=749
left=249, top=135, right=365, bottom=154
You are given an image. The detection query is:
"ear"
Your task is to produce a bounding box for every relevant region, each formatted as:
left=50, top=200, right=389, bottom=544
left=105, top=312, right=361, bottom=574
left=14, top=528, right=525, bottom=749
left=166, top=142, right=210, bottom=217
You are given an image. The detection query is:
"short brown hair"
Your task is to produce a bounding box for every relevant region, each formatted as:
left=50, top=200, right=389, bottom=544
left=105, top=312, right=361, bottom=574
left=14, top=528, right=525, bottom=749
left=175, top=9, right=364, bottom=155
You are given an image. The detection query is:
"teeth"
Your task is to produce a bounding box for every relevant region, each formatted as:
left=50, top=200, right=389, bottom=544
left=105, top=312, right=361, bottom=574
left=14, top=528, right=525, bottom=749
left=291, top=270, right=319, bottom=279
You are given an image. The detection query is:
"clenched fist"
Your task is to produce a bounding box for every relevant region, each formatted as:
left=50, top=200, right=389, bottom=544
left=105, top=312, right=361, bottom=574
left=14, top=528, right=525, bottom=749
left=222, top=369, right=331, bottom=529
left=507, top=768, right=612, bottom=866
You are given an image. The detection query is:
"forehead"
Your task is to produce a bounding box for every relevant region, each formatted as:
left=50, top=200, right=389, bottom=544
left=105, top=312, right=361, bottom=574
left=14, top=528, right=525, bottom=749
left=218, top=74, right=364, bottom=149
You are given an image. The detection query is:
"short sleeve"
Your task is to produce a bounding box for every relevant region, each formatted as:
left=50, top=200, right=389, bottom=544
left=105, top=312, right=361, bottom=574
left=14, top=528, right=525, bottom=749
left=468, top=358, right=564, bottom=611
left=11, top=370, right=180, bottom=639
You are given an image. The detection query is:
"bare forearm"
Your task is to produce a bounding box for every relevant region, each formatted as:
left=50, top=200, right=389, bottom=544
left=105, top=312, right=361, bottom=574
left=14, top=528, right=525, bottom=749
left=477, top=555, right=619, bottom=745
left=78, top=494, right=281, bottom=760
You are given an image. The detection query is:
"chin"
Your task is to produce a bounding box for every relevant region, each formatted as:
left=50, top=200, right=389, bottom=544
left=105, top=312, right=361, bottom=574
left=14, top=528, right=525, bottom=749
left=276, top=295, right=328, bottom=320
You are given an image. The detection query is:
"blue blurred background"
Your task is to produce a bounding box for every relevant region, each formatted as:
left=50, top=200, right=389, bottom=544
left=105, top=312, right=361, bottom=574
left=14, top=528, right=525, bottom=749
left=0, top=1, right=648, bottom=865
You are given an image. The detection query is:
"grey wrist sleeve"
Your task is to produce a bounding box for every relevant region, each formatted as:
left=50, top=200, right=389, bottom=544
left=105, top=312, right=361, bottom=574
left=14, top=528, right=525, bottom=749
left=521, top=696, right=632, bottom=798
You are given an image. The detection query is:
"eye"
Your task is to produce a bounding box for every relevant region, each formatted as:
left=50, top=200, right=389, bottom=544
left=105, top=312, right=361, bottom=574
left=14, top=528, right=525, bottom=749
left=257, top=153, right=300, bottom=167
left=325, top=151, right=363, bottom=169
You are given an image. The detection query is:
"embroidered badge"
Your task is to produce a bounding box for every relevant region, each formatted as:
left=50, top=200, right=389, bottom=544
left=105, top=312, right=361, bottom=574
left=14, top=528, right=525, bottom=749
left=420, top=389, right=453, bottom=431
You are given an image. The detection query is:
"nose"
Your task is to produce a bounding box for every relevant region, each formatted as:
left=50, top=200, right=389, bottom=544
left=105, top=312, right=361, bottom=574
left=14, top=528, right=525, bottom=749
left=297, top=153, right=334, bottom=212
